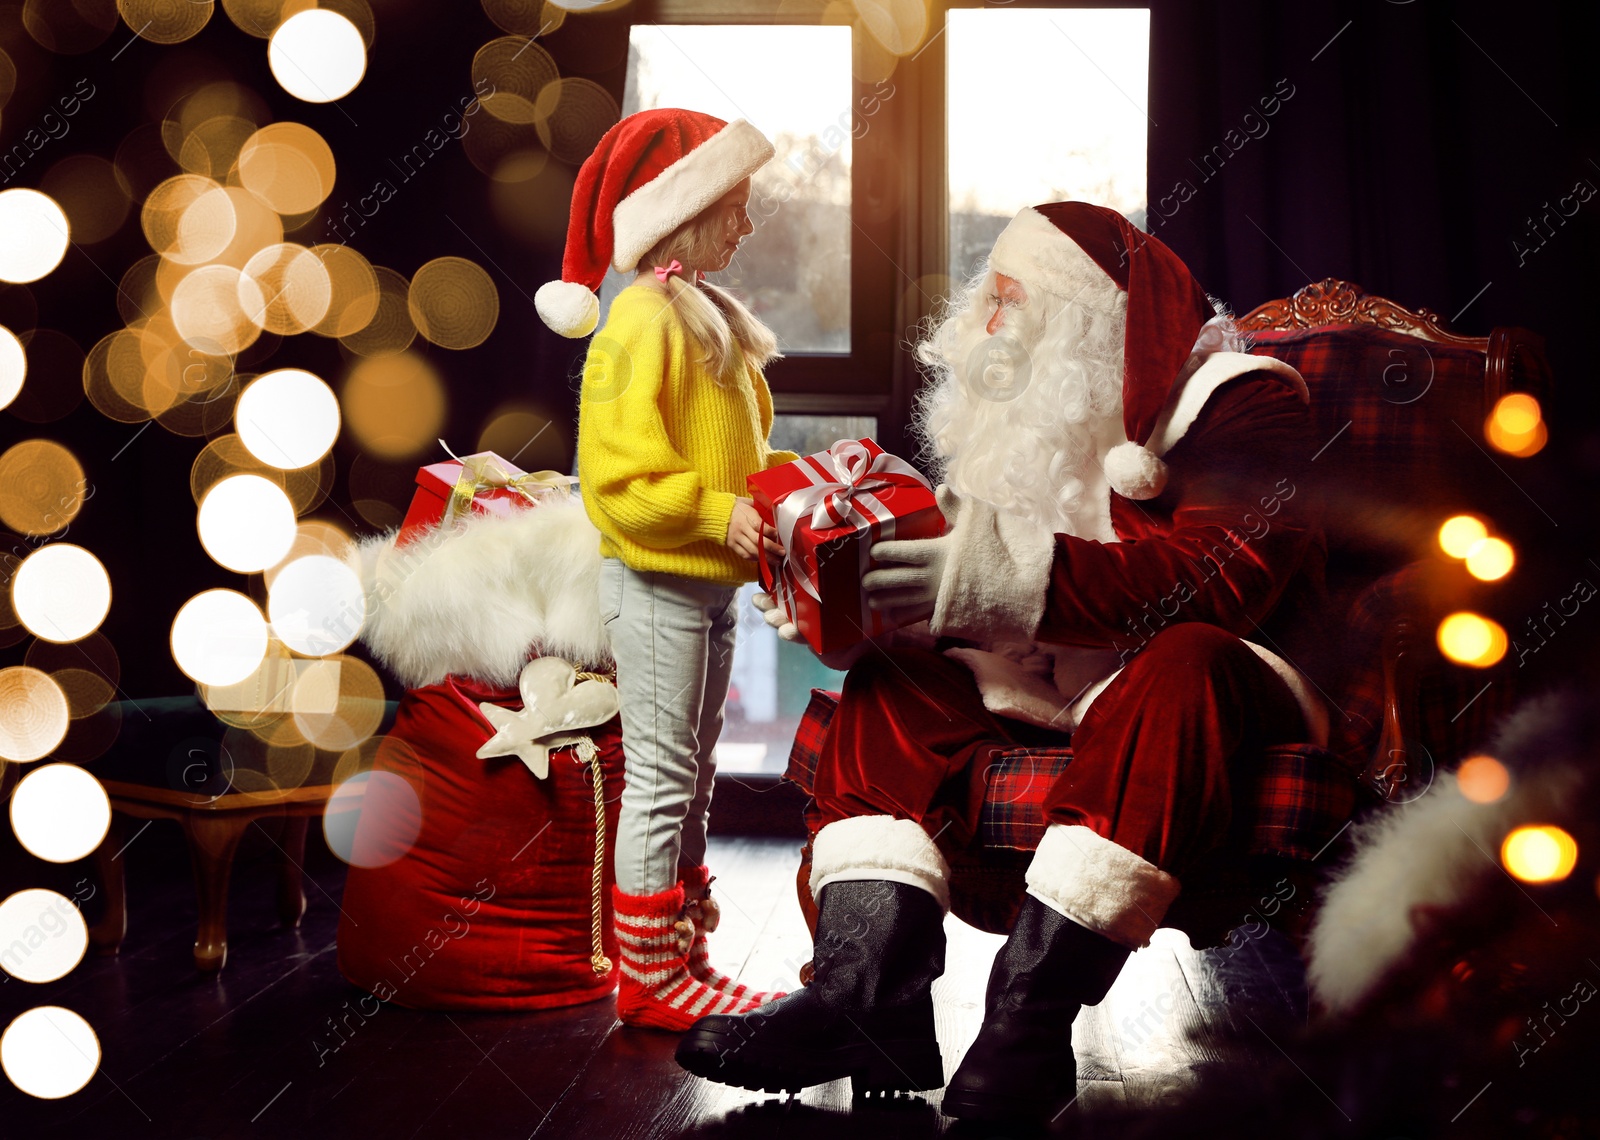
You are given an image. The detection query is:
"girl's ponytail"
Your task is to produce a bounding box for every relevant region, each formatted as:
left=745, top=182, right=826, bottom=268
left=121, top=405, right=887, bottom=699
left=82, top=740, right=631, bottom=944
left=642, top=215, right=780, bottom=381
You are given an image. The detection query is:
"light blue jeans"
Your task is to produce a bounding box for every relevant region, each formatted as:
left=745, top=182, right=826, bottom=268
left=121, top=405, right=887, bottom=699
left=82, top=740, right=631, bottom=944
left=600, top=557, right=741, bottom=895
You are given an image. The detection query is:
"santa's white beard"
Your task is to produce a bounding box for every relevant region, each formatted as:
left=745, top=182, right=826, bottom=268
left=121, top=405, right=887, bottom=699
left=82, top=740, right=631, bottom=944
left=913, top=271, right=1128, bottom=533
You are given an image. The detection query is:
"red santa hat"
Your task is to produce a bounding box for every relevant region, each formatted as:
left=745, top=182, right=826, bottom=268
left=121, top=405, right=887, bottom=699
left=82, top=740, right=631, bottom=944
left=987, top=201, right=1218, bottom=500
left=534, top=108, right=775, bottom=338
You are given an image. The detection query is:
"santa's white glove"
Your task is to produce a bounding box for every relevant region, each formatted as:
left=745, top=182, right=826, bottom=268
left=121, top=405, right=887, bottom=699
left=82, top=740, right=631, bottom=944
left=863, top=484, right=961, bottom=626
left=752, top=591, right=800, bottom=642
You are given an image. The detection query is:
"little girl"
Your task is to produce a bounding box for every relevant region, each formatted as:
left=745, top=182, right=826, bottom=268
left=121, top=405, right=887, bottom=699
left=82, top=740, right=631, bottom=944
left=535, top=108, right=796, bottom=1030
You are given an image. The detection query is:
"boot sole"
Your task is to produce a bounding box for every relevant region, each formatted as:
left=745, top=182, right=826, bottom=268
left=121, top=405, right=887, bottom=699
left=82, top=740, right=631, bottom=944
left=940, top=1086, right=1069, bottom=1123
left=677, top=1026, right=944, bottom=1097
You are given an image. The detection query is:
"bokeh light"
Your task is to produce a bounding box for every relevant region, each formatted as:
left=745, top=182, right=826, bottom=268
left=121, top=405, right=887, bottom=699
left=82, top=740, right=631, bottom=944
left=119, top=0, right=213, bottom=43
left=268, top=554, right=366, bottom=656
left=338, top=266, right=416, bottom=355
left=291, top=655, right=384, bottom=750
left=10, top=763, right=110, bottom=863
left=1456, top=754, right=1510, bottom=804
left=482, top=0, right=567, bottom=35
left=306, top=244, right=380, bottom=337
left=269, top=10, right=367, bottom=103
left=237, top=122, right=337, bottom=214
left=170, top=589, right=269, bottom=685
left=340, top=350, right=446, bottom=459
left=532, top=78, right=620, bottom=163
left=476, top=402, right=567, bottom=471
left=238, top=244, right=332, bottom=335
left=22, top=0, right=119, bottom=53
left=38, top=155, right=132, bottom=246
left=853, top=0, right=930, bottom=56
left=0, top=190, right=71, bottom=284
left=0, top=326, right=25, bottom=412
left=0, top=440, right=84, bottom=535
left=10, top=545, right=112, bottom=643
left=408, top=257, right=500, bottom=350
left=474, top=36, right=558, bottom=125
left=1, top=1007, right=99, bottom=1099
left=1437, top=514, right=1487, bottom=559
left=1501, top=824, right=1578, bottom=884
left=1485, top=392, right=1547, bottom=457
left=1436, top=612, right=1508, bottom=668
left=25, top=632, right=120, bottom=721
left=0, top=890, right=89, bottom=984
left=324, top=770, right=421, bottom=869
left=200, top=634, right=295, bottom=723
left=235, top=369, right=340, bottom=469
left=191, top=433, right=334, bottom=517
left=197, top=474, right=297, bottom=571
left=0, top=667, right=69, bottom=762
left=1464, top=536, right=1515, bottom=582
left=171, top=264, right=266, bottom=356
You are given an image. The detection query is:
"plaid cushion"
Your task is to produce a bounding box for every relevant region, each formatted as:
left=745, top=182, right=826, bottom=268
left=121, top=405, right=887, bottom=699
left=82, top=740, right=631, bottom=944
left=785, top=689, right=1356, bottom=862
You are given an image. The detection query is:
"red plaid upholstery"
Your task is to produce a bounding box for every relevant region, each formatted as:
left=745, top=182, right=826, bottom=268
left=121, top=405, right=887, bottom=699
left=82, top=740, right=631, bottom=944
left=785, top=689, right=1357, bottom=862
left=1246, top=324, right=1496, bottom=520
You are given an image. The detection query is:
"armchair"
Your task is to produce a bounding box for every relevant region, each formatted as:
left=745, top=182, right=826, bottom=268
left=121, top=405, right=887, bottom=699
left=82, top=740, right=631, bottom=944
left=784, top=279, right=1553, bottom=955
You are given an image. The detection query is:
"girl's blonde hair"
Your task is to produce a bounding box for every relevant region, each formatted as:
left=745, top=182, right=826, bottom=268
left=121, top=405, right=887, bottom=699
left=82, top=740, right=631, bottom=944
left=640, top=206, right=780, bottom=380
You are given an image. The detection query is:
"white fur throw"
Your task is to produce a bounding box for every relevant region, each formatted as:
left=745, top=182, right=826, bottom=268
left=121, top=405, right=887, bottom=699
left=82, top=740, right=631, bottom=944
left=1025, top=823, right=1182, bottom=950
left=347, top=496, right=612, bottom=690
left=1307, top=695, right=1588, bottom=1016
left=810, top=815, right=952, bottom=913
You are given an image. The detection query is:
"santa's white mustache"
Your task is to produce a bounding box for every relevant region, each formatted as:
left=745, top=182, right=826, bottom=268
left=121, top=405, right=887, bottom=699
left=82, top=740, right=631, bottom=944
left=961, top=328, right=1035, bottom=403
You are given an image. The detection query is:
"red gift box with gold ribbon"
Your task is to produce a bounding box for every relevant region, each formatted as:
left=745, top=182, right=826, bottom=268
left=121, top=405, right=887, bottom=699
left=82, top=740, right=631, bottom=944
left=748, top=438, right=946, bottom=654
left=398, top=448, right=577, bottom=547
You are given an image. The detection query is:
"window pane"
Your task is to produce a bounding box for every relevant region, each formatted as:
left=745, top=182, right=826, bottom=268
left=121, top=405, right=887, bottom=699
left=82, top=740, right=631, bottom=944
left=947, top=9, right=1150, bottom=282
left=598, top=25, right=852, bottom=354
left=717, top=414, right=877, bottom=775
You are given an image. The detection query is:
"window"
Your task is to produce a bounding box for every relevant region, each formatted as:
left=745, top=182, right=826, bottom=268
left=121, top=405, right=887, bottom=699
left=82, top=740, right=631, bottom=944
left=599, top=25, right=854, bottom=354
left=946, top=8, right=1150, bottom=283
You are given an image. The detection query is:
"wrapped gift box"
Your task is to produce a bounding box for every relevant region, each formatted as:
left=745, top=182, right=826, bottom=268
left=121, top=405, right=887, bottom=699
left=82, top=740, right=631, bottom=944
left=398, top=449, right=576, bottom=546
left=749, top=438, right=946, bottom=654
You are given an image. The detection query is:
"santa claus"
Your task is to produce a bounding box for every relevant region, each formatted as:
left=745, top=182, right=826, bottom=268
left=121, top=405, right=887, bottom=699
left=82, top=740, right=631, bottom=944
left=673, top=201, right=1334, bottom=1124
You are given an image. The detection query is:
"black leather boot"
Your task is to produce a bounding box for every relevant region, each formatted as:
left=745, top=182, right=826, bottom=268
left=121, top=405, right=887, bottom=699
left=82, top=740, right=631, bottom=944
left=940, top=894, right=1131, bottom=1123
left=675, top=879, right=946, bottom=1098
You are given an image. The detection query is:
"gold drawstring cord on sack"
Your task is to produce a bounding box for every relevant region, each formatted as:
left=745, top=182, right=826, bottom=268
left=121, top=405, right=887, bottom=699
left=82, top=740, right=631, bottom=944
left=572, top=669, right=617, bottom=978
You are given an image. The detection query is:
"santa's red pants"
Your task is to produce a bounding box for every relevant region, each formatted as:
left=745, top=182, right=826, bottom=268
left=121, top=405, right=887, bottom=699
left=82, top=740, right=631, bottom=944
left=807, top=623, right=1309, bottom=878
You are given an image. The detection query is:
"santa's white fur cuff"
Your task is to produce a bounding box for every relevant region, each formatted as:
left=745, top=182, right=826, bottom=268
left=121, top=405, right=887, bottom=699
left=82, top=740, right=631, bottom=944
left=930, top=493, right=1056, bottom=643
left=1024, top=824, right=1182, bottom=950
left=810, top=815, right=951, bottom=913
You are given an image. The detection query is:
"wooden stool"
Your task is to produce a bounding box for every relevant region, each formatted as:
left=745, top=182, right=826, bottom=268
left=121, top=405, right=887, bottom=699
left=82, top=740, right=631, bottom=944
left=89, top=782, right=352, bottom=973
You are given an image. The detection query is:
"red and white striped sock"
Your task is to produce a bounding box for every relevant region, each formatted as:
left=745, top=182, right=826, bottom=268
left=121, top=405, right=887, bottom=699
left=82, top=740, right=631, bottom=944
left=613, top=883, right=764, bottom=1031
left=678, top=864, right=783, bottom=1005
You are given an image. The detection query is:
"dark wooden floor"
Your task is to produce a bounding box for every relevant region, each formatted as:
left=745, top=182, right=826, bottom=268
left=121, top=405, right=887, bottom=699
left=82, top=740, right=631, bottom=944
left=0, top=827, right=1311, bottom=1139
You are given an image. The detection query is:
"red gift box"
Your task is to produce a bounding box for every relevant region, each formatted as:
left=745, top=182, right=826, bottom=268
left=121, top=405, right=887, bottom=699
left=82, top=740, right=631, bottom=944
left=748, top=439, right=946, bottom=654
left=398, top=449, right=576, bottom=546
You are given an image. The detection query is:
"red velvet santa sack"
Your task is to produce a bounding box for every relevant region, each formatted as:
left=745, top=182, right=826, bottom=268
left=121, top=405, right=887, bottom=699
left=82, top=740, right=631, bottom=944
left=336, top=673, right=624, bottom=1011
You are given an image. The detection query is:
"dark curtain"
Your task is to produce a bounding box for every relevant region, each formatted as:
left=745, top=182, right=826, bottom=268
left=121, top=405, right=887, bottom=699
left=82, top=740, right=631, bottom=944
left=1148, top=0, right=1600, bottom=430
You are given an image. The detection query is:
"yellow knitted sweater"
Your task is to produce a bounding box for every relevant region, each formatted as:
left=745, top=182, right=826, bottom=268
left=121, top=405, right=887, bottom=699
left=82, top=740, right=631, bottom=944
left=577, top=283, right=799, bottom=585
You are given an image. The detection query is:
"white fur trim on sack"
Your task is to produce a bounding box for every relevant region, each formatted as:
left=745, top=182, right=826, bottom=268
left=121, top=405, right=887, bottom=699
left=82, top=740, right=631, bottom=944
left=611, top=119, right=775, bottom=274
left=987, top=206, right=1114, bottom=301
left=1024, top=823, right=1182, bottom=950
left=810, top=815, right=952, bottom=913
left=534, top=279, right=601, bottom=339
left=930, top=490, right=1057, bottom=644
left=347, top=495, right=612, bottom=690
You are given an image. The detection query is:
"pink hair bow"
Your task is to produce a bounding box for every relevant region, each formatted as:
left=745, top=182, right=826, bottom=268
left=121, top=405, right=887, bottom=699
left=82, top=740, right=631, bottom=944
left=653, top=260, right=708, bottom=284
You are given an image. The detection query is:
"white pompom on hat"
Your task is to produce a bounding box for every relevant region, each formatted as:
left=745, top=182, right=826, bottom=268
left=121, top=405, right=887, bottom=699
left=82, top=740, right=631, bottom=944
left=535, top=108, right=775, bottom=338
